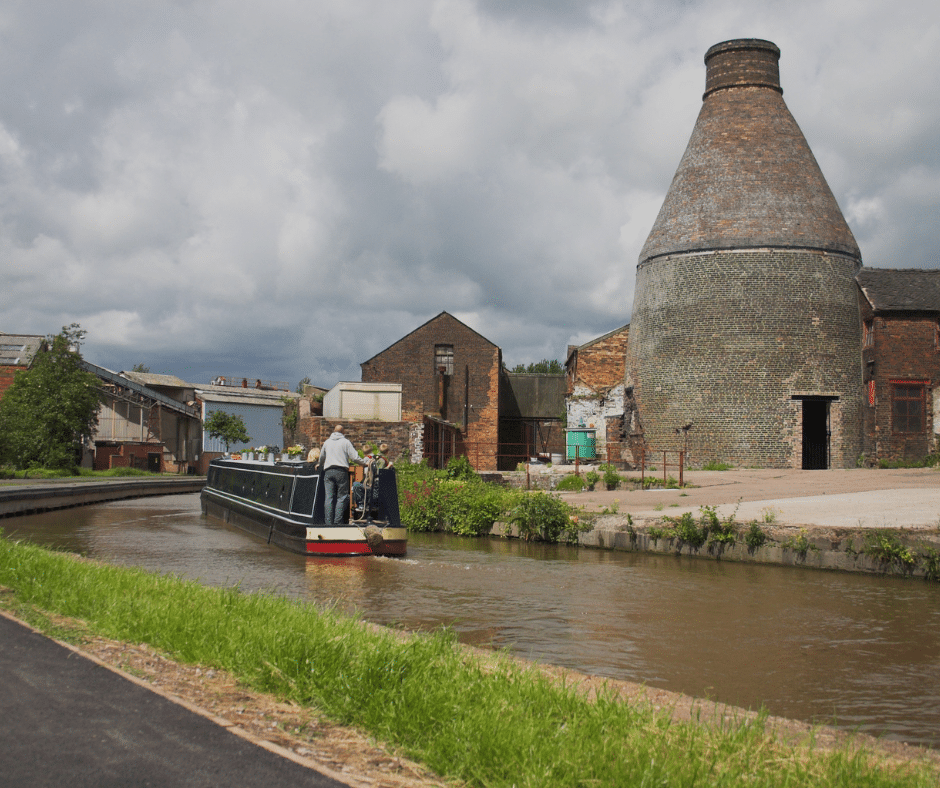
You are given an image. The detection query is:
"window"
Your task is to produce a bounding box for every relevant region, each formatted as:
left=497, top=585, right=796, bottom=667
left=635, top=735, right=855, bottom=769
left=891, top=383, right=926, bottom=434
left=435, top=344, right=454, bottom=376
left=863, top=320, right=874, bottom=348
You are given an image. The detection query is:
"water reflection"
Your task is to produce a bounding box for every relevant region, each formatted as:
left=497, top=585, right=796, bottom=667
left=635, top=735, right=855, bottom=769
left=3, top=493, right=939, bottom=748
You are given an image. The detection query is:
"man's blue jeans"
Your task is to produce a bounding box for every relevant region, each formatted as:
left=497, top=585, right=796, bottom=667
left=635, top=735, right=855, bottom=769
left=324, top=467, right=350, bottom=524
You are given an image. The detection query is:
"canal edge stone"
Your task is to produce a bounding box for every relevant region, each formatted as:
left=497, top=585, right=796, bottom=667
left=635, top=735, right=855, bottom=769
left=573, top=519, right=940, bottom=578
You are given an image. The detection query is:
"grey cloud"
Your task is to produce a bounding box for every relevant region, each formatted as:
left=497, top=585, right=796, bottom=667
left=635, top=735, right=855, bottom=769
left=0, top=0, right=937, bottom=388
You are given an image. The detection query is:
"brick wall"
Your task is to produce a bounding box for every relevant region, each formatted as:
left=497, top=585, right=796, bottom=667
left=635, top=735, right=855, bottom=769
left=93, top=443, right=164, bottom=472
left=567, top=327, right=629, bottom=393
left=360, top=313, right=502, bottom=470
left=0, top=366, right=23, bottom=399
left=627, top=249, right=864, bottom=468
left=860, top=300, right=940, bottom=462
left=297, top=416, right=413, bottom=465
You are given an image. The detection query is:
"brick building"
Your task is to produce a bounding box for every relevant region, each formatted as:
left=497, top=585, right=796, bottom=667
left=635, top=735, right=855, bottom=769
left=87, top=366, right=203, bottom=473
left=0, top=334, right=45, bottom=398
left=360, top=312, right=503, bottom=470
left=564, top=324, right=635, bottom=463
left=857, top=269, right=940, bottom=463
left=626, top=39, right=864, bottom=469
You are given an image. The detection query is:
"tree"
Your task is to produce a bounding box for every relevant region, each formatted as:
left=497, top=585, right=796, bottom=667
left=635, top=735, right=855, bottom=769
left=296, top=376, right=311, bottom=394
left=0, top=324, right=101, bottom=471
left=203, top=411, right=251, bottom=452
left=131, top=363, right=150, bottom=373
left=509, top=359, right=564, bottom=374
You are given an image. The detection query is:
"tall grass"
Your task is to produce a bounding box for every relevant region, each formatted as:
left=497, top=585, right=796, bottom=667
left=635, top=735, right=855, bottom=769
left=0, top=535, right=935, bottom=788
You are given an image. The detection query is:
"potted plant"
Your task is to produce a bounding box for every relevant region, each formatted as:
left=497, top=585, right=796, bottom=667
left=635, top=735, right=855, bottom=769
left=601, top=463, right=620, bottom=490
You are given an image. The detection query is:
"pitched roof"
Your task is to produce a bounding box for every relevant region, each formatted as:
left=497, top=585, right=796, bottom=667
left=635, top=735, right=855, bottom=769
left=565, top=324, right=630, bottom=366
left=0, top=333, right=45, bottom=367
left=360, top=311, right=499, bottom=365
left=195, top=391, right=289, bottom=407
left=857, top=268, right=940, bottom=312
left=122, top=371, right=193, bottom=388
left=194, top=384, right=299, bottom=404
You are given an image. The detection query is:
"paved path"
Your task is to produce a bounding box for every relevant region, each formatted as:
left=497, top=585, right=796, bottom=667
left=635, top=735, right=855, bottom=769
left=0, top=612, right=350, bottom=788
left=0, top=476, right=204, bottom=516
left=555, top=467, right=940, bottom=530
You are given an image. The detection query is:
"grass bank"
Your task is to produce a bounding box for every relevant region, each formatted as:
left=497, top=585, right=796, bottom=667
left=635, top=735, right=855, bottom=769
left=1, top=536, right=936, bottom=788
left=0, top=465, right=163, bottom=481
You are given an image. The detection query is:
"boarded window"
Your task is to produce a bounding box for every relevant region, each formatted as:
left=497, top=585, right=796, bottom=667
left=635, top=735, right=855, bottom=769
left=892, top=383, right=925, bottom=434
left=863, top=320, right=874, bottom=348
left=435, top=344, right=454, bottom=376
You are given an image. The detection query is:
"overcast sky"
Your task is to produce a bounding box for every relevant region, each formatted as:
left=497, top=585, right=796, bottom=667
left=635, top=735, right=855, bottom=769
left=1, top=0, right=937, bottom=388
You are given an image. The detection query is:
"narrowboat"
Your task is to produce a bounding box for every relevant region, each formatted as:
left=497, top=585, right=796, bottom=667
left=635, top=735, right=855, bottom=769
left=201, top=457, right=407, bottom=556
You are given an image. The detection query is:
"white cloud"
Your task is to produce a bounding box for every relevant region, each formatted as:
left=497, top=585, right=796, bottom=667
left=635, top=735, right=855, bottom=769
left=0, top=0, right=937, bottom=385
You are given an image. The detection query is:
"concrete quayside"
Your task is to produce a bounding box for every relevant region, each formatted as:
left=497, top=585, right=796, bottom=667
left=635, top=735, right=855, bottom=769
left=0, top=476, right=206, bottom=518
left=550, top=466, right=940, bottom=578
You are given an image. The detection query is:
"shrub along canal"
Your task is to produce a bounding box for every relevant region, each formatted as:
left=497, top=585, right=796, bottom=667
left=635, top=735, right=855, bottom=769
left=4, top=492, right=939, bottom=749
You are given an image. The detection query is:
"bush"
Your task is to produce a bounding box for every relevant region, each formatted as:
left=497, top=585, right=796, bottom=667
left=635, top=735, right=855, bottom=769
left=668, top=512, right=707, bottom=548
left=397, top=462, right=450, bottom=531
left=584, top=470, right=600, bottom=490
left=446, top=479, right=515, bottom=536
left=397, top=461, right=517, bottom=536
left=445, top=454, right=476, bottom=480
left=599, top=464, right=621, bottom=490
left=509, top=491, right=581, bottom=543
left=555, top=474, right=586, bottom=492
left=398, top=465, right=588, bottom=544
left=743, top=522, right=768, bottom=550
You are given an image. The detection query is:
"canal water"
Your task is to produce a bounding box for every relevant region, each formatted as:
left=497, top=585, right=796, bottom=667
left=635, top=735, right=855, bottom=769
left=3, top=493, right=939, bottom=748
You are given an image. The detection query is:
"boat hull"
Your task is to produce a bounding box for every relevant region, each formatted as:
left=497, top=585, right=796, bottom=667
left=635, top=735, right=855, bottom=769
left=201, top=458, right=406, bottom=557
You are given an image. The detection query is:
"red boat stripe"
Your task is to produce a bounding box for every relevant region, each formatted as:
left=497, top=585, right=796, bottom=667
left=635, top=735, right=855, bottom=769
left=305, top=542, right=373, bottom=555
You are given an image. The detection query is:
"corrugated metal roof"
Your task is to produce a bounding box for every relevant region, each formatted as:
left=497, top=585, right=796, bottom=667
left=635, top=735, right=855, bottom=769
left=196, top=391, right=289, bottom=407
left=123, top=371, right=193, bottom=388
left=857, top=268, right=940, bottom=312
left=327, top=382, right=402, bottom=393
left=195, top=384, right=298, bottom=401
left=81, top=361, right=201, bottom=418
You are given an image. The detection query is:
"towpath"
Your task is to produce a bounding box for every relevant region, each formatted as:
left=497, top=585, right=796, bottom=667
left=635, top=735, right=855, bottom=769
left=0, top=610, right=357, bottom=787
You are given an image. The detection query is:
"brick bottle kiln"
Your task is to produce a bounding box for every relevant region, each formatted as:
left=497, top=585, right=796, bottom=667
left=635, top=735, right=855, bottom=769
left=626, top=39, right=863, bottom=469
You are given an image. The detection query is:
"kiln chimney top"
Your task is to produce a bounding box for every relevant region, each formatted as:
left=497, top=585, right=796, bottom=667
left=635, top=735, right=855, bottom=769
left=704, top=39, right=781, bottom=98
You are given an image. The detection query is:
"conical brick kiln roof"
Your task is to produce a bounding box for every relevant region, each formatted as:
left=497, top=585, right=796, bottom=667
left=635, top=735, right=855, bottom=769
left=639, top=39, right=860, bottom=264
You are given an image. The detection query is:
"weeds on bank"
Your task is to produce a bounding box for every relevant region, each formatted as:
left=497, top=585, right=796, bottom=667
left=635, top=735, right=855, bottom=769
left=648, top=504, right=740, bottom=551
left=0, top=536, right=936, bottom=788
left=781, top=529, right=819, bottom=559
left=701, top=461, right=733, bottom=471
left=877, top=453, right=940, bottom=469
left=743, top=521, right=769, bottom=549
left=861, top=530, right=940, bottom=578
